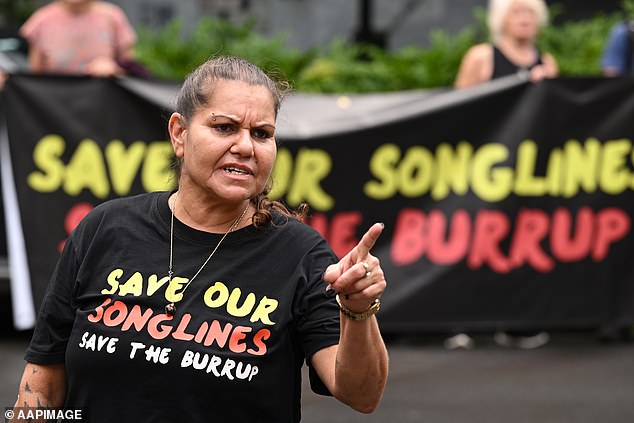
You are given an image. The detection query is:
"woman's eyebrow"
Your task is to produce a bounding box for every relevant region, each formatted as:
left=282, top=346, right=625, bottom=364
left=210, top=113, right=240, bottom=123
left=257, top=123, right=276, bottom=130
left=211, top=113, right=276, bottom=130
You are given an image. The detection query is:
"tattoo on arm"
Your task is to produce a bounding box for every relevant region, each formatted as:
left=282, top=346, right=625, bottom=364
left=21, top=396, right=49, bottom=408
left=20, top=379, right=51, bottom=410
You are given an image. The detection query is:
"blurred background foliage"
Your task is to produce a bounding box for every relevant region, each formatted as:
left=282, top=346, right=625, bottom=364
left=133, top=2, right=630, bottom=92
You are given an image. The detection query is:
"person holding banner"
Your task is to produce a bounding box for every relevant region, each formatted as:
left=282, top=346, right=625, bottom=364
left=449, top=0, right=557, bottom=350
left=454, top=0, right=558, bottom=89
left=19, top=0, right=142, bottom=77
left=11, top=56, right=388, bottom=422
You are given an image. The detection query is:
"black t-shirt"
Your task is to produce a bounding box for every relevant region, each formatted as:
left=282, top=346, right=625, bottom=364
left=25, top=191, right=340, bottom=423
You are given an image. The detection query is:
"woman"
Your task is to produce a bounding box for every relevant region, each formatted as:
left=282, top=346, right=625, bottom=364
left=12, top=56, right=388, bottom=422
left=449, top=0, right=554, bottom=351
left=454, top=0, right=558, bottom=89
left=19, top=0, right=138, bottom=77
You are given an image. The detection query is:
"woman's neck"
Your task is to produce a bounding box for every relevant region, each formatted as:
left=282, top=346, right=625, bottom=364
left=170, top=190, right=253, bottom=234
left=498, top=35, right=535, bottom=52
left=60, top=0, right=94, bottom=14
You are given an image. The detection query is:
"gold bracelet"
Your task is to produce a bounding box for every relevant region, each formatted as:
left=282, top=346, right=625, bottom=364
left=335, top=294, right=381, bottom=321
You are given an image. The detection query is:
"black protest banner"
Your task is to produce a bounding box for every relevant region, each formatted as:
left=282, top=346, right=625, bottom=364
left=2, top=75, right=634, bottom=332
left=2, top=75, right=175, bottom=322
left=271, top=77, right=634, bottom=332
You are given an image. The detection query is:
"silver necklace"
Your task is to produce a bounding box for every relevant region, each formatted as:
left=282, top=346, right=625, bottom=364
left=165, top=193, right=249, bottom=316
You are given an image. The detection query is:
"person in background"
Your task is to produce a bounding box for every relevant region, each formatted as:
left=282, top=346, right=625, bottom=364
left=447, top=0, right=556, bottom=350
left=601, top=19, right=634, bottom=76
left=11, top=56, right=388, bottom=422
left=19, top=0, right=143, bottom=77
left=600, top=5, right=634, bottom=342
left=454, top=0, right=558, bottom=89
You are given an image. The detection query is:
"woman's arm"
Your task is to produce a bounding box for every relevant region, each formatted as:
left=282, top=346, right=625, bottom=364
left=13, top=363, right=67, bottom=410
left=454, top=44, right=493, bottom=89
left=27, top=45, right=45, bottom=72
left=313, top=223, right=389, bottom=413
left=312, top=316, right=388, bottom=413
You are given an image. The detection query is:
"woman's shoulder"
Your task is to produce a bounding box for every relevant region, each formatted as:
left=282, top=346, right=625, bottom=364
left=271, top=212, right=318, bottom=233
left=20, top=2, right=63, bottom=34
left=94, top=191, right=162, bottom=212
left=269, top=213, right=327, bottom=244
left=93, top=1, right=128, bottom=17
left=455, top=43, right=495, bottom=89
left=64, top=193, right=165, bottom=256
left=265, top=214, right=337, bottom=263
left=465, top=43, right=494, bottom=62
left=30, top=2, right=63, bottom=17
left=78, top=192, right=164, bottom=231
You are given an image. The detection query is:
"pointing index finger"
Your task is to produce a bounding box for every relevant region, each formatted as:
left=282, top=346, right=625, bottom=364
left=354, top=222, right=384, bottom=260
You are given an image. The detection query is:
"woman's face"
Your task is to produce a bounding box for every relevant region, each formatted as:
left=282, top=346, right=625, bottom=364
left=503, top=1, right=540, bottom=41
left=169, top=79, right=277, bottom=205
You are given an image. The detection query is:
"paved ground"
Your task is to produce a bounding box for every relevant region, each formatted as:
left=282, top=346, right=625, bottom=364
left=2, top=329, right=633, bottom=423
left=303, top=331, right=634, bottom=423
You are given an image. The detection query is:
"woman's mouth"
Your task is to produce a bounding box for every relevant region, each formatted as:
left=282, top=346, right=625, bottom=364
left=223, top=166, right=251, bottom=175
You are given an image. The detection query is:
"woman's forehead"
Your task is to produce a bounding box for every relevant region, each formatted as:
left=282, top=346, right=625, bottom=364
left=204, top=81, right=275, bottom=110
left=195, top=81, right=275, bottom=122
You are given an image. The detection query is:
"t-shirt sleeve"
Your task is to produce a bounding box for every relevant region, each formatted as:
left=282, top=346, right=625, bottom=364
left=18, top=9, right=44, bottom=43
left=24, top=237, right=80, bottom=364
left=110, top=6, right=137, bottom=55
left=293, top=237, right=340, bottom=395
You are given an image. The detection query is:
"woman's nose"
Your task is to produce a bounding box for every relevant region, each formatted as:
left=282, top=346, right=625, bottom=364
left=231, top=129, right=255, bottom=157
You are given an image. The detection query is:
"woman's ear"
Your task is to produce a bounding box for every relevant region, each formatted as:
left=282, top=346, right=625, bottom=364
left=168, top=112, right=186, bottom=158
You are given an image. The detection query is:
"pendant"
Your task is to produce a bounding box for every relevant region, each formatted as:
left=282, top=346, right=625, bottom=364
left=165, top=302, right=176, bottom=316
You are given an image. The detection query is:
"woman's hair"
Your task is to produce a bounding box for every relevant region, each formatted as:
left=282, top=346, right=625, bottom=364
left=172, top=55, right=303, bottom=228
left=174, top=55, right=290, bottom=121
left=487, top=0, right=549, bottom=43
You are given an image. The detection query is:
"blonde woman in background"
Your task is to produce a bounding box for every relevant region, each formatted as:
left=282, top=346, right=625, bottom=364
left=446, top=0, right=555, bottom=350
left=454, top=0, right=558, bottom=89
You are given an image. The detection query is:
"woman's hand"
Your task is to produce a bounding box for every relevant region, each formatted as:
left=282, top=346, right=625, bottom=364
left=314, top=222, right=389, bottom=413
left=85, top=56, right=124, bottom=77
left=529, top=64, right=549, bottom=82
left=323, top=222, right=386, bottom=313
left=529, top=53, right=559, bottom=83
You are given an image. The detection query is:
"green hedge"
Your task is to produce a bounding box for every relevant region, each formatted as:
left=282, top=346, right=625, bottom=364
left=539, top=5, right=623, bottom=76
left=135, top=6, right=626, bottom=93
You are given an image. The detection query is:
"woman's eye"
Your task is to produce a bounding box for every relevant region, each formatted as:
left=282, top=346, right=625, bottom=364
left=214, top=124, right=235, bottom=133
left=252, top=128, right=272, bottom=139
